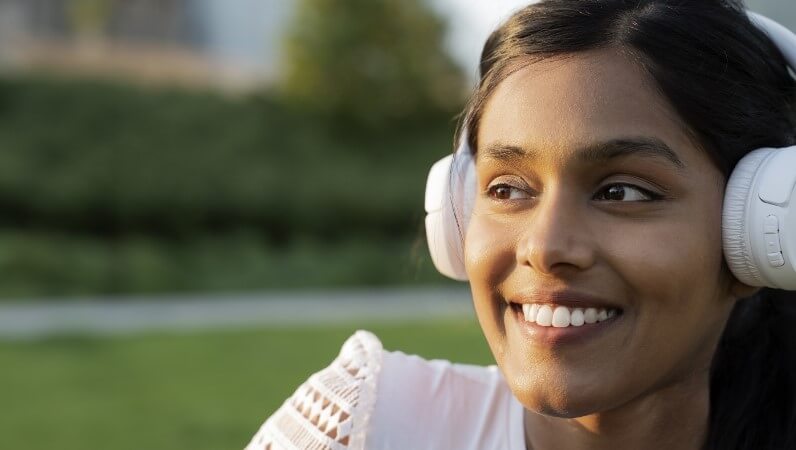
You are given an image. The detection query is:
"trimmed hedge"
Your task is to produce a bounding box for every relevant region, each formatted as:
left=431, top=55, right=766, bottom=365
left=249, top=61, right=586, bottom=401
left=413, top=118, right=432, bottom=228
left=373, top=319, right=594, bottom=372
left=0, top=229, right=446, bottom=299
left=0, top=75, right=459, bottom=298
left=0, top=75, right=458, bottom=241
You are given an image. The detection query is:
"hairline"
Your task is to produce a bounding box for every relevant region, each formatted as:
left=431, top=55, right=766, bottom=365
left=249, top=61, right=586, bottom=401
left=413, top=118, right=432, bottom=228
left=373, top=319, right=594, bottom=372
left=462, top=46, right=715, bottom=173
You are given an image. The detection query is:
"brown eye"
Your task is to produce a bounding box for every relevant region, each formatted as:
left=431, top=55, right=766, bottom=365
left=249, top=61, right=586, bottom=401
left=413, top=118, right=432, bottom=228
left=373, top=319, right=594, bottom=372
left=492, top=186, right=512, bottom=200
left=594, top=184, right=659, bottom=202
left=604, top=185, right=627, bottom=201
left=487, top=184, right=529, bottom=201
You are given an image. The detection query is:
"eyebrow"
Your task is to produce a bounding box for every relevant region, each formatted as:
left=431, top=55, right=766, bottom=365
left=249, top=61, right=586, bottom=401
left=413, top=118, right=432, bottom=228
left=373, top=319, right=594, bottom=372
left=480, top=137, right=686, bottom=170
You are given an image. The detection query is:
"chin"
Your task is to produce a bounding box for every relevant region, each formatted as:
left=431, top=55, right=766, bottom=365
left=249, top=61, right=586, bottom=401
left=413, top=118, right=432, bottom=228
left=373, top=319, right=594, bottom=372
left=508, top=375, right=614, bottom=419
left=531, top=402, right=597, bottom=419
left=518, top=393, right=604, bottom=419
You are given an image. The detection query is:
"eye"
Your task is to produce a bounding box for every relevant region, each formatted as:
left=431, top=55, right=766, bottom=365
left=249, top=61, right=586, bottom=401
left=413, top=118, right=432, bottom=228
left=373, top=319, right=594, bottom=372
left=486, top=183, right=531, bottom=201
left=593, top=183, right=662, bottom=202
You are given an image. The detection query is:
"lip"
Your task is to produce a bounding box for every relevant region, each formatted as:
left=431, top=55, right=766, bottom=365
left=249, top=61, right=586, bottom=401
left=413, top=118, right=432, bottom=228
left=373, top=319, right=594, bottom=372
left=508, top=289, right=625, bottom=311
left=507, top=300, right=625, bottom=346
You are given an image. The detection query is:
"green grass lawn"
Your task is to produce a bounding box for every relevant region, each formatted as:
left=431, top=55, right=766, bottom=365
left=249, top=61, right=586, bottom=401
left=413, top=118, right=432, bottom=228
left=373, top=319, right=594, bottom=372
left=0, top=319, right=493, bottom=450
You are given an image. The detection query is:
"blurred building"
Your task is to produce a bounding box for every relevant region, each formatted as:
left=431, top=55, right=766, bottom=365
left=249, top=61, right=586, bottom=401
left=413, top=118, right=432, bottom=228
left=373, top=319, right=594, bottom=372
left=0, top=0, right=293, bottom=91
left=0, top=0, right=793, bottom=91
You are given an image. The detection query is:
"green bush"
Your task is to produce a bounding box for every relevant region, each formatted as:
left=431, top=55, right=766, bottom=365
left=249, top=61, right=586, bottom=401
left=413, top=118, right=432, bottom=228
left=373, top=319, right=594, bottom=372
left=0, top=229, right=448, bottom=299
left=0, top=76, right=456, bottom=240
left=0, top=75, right=459, bottom=297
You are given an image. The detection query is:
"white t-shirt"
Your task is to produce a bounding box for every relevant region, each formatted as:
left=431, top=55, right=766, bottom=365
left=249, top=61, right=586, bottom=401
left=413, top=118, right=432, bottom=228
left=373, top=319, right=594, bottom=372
left=245, top=330, right=527, bottom=450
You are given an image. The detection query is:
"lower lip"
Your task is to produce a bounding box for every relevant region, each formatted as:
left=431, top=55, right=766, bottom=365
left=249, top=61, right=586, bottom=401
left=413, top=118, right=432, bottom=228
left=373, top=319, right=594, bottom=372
left=509, top=304, right=624, bottom=346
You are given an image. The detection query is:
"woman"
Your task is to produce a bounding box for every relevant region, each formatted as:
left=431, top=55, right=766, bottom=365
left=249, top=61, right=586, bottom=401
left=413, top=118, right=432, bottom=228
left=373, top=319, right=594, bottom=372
left=246, top=1, right=796, bottom=449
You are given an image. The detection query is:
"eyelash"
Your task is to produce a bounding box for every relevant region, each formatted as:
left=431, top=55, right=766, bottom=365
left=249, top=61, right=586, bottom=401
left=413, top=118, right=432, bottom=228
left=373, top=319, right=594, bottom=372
left=485, top=183, right=664, bottom=203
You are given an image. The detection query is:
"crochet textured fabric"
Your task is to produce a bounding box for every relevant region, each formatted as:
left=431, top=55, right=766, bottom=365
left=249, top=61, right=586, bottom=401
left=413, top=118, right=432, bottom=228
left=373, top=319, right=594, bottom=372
left=244, top=330, right=383, bottom=450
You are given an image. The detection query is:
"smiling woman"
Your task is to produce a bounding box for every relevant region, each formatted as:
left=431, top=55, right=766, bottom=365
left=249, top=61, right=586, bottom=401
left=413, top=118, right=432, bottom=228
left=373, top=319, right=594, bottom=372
left=467, top=46, right=742, bottom=440
left=245, top=1, right=796, bottom=449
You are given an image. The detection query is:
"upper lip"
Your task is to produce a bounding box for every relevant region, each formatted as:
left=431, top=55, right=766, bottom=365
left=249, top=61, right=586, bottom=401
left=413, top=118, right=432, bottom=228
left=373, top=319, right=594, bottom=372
left=508, top=290, right=624, bottom=310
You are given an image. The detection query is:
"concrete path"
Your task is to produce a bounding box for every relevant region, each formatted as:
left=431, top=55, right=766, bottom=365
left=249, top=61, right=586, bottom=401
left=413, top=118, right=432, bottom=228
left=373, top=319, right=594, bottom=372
left=0, top=286, right=474, bottom=339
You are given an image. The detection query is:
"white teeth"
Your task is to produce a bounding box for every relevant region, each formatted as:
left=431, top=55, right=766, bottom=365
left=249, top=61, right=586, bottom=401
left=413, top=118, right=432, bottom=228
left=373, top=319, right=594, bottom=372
left=570, top=308, right=585, bottom=327
left=529, top=304, right=539, bottom=322
left=520, top=303, right=619, bottom=328
left=551, top=306, right=570, bottom=327
left=536, top=305, right=553, bottom=326
left=523, top=304, right=532, bottom=321
left=523, top=304, right=540, bottom=323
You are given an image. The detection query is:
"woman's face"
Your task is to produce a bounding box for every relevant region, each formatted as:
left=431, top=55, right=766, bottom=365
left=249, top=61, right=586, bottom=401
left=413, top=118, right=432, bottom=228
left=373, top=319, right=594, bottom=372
left=466, top=48, right=747, bottom=417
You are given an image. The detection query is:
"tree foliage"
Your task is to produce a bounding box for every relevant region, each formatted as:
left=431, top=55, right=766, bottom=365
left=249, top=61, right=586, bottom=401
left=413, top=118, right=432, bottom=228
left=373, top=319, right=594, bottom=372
left=280, top=0, right=466, bottom=126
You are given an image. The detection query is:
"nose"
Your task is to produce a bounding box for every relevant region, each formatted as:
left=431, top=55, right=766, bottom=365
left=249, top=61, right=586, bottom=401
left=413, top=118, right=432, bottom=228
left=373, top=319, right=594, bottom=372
left=516, top=187, right=596, bottom=276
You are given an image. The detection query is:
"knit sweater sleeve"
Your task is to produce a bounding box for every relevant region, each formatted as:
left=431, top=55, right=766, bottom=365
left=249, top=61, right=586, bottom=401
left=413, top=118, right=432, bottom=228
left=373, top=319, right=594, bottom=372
left=243, top=330, right=384, bottom=450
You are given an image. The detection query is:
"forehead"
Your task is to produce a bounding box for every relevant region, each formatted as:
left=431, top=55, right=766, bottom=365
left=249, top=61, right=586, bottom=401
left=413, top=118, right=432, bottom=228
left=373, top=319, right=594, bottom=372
left=477, top=48, right=699, bottom=168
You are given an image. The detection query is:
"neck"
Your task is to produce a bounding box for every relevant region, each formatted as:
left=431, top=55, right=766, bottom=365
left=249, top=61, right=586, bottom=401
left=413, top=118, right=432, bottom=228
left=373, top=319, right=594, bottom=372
left=524, top=371, right=710, bottom=450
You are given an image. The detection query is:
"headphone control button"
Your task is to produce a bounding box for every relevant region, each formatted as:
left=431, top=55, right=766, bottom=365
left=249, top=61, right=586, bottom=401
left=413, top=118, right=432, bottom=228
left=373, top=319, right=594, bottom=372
left=764, top=215, right=780, bottom=233
left=765, top=232, right=782, bottom=254
left=763, top=217, right=785, bottom=267
left=757, top=149, right=796, bottom=206
left=767, top=252, right=786, bottom=268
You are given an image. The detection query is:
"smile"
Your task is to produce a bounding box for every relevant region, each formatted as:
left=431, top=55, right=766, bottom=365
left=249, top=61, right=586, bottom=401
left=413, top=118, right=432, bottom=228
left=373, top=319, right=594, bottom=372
left=520, top=303, right=620, bottom=328
left=507, top=300, right=625, bottom=345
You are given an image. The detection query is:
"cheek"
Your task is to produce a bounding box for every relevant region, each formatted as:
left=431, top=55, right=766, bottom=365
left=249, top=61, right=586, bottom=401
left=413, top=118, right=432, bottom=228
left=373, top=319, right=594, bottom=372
left=618, top=199, right=725, bottom=304
left=601, top=213, right=726, bottom=334
left=602, top=197, right=730, bottom=379
left=464, top=214, right=518, bottom=359
left=607, top=219, right=722, bottom=290
left=464, top=215, right=517, bottom=285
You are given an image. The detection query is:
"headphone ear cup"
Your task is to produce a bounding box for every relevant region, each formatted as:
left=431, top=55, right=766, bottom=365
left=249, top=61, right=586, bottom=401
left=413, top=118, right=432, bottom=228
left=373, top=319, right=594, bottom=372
left=722, top=148, right=773, bottom=287
left=424, top=146, right=476, bottom=281
left=425, top=154, right=467, bottom=280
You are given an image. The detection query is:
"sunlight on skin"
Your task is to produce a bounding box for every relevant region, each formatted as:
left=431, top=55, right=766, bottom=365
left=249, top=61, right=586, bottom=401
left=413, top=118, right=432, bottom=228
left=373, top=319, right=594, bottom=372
left=465, top=48, right=758, bottom=450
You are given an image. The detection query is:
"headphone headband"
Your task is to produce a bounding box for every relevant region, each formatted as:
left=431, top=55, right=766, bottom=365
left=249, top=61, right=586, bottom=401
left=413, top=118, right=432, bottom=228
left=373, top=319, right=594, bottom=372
left=748, top=12, right=796, bottom=74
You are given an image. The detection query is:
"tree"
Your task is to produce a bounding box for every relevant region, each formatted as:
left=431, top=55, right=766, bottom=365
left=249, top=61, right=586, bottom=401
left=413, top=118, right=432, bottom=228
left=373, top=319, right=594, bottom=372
left=280, top=0, right=466, bottom=126
left=68, top=0, right=112, bottom=39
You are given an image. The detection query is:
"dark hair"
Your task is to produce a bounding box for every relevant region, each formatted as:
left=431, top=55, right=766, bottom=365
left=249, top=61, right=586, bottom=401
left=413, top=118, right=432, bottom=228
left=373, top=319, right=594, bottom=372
left=460, top=1, right=796, bottom=448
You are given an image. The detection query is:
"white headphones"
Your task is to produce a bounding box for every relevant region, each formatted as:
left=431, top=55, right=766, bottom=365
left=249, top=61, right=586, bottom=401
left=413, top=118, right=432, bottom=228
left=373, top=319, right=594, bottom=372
left=425, top=11, right=796, bottom=290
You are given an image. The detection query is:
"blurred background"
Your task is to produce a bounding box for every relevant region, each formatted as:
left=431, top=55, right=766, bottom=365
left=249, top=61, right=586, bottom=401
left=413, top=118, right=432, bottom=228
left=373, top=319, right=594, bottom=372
left=0, top=0, right=793, bottom=449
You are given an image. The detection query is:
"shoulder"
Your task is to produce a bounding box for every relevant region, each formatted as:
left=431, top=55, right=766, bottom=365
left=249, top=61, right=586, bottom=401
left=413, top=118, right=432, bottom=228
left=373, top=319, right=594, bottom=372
left=244, top=330, right=524, bottom=450
left=245, top=330, right=384, bottom=450
left=367, top=346, right=525, bottom=450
